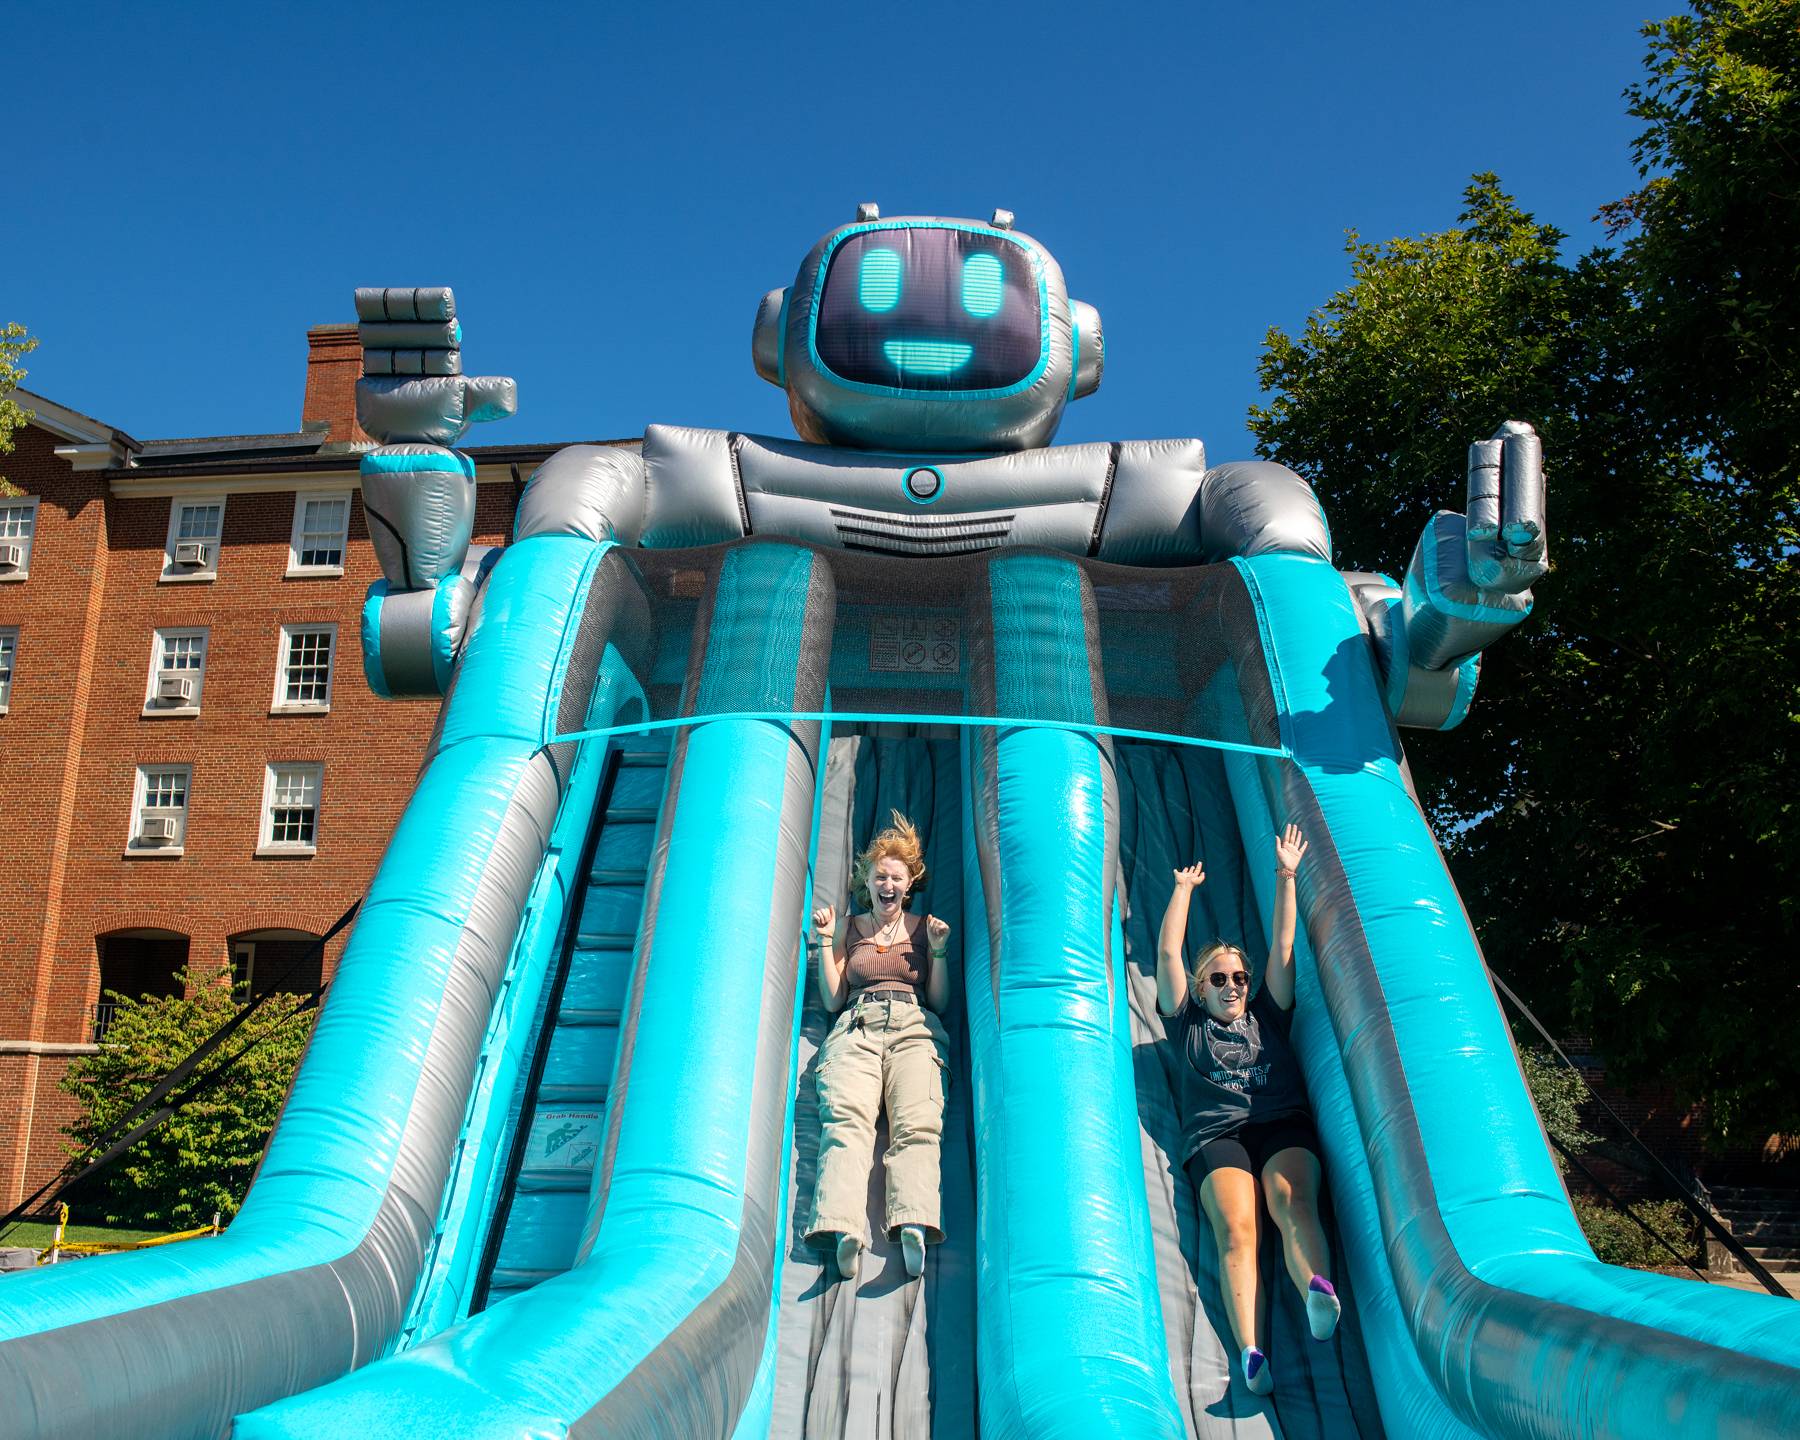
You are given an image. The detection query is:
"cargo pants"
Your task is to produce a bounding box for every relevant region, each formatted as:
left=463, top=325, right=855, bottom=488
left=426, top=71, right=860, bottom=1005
left=807, top=991, right=951, bottom=1248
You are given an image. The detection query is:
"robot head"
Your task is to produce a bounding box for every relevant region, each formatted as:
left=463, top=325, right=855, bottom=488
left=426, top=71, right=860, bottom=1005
left=753, top=204, right=1103, bottom=453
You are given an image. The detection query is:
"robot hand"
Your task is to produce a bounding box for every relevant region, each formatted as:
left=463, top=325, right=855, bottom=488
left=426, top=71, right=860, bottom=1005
left=1354, top=421, right=1549, bottom=730
left=353, top=287, right=518, bottom=447
left=1463, top=420, right=1548, bottom=593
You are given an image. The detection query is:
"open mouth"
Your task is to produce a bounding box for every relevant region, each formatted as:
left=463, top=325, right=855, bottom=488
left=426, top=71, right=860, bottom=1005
left=882, top=339, right=972, bottom=376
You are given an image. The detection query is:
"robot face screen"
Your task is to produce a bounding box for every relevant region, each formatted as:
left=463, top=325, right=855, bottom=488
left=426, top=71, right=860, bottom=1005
left=813, top=225, right=1043, bottom=392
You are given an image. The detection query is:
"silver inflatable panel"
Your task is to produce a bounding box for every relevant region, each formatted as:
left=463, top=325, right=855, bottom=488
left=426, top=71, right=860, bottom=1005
left=1196, top=461, right=1332, bottom=563
left=641, top=425, right=1235, bottom=565
left=357, top=374, right=519, bottom=447
left=1071, top=298, right=1104, bottom=400
left=1402, top=512, right=1532, bottom=670
left=360, top=443, right=476, bottom=588
left=1095, top=438, right=1206, bottom=565
left=357, top=320, right=459, bottom=351
left=515, top=444, right=648, bottom=546
left=364, top=348, right=462, bottom=378
left=1465, top=420, right=1548, bottom=591
left=752, top=288, right=784, bottom=385
left=641, top=424, right=747, bottom=547
left=355, top=287, right=456, bottom=323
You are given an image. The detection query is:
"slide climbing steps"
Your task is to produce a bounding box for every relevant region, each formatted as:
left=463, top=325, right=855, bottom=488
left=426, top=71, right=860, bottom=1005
left=473, top=735, right=671, bottom=1311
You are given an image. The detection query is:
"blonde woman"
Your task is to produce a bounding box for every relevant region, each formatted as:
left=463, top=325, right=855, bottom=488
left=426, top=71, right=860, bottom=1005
left=806, top=811, right=951, bottom=1281
left=1155, top=824, right=1339, bottom=1396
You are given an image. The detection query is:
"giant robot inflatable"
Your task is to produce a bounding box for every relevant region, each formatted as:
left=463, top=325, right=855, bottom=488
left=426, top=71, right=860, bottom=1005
left=1, top=208, right=1795, bottom=1440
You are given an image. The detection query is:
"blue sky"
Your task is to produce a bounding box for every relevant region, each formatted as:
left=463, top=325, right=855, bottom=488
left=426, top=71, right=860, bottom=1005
left=14, top=1, right=1657, bottom=461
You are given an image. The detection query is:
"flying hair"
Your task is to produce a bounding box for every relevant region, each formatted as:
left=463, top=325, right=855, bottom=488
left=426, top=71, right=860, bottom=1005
left=853, top=809, right=928, bottom=911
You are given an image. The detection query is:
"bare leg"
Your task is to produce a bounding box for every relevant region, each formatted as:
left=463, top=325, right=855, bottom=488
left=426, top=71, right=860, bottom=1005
left=1260, top=1146, right=1331, bottom=1295
left=1199, top=1166, right=1262, bottom=1355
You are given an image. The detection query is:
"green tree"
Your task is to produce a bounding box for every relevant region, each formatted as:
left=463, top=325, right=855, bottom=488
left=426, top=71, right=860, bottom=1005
left=0, top=322, right=39, bottom=497
left=60, top=965, right=315, bottom=1228
left=1249, top=2, right=1799, bottom=1147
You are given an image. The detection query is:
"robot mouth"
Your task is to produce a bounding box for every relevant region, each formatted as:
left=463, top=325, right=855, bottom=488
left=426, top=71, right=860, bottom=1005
left=882, top=340, right=973, bottom=376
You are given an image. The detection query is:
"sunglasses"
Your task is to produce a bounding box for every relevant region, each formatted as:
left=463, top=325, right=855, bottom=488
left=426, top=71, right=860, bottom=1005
left=1205, top=970, right=1250, bottom=991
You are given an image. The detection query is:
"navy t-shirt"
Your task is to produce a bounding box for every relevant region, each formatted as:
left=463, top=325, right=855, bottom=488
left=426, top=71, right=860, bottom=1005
left=1174, top=985, right=1309, bottom=1162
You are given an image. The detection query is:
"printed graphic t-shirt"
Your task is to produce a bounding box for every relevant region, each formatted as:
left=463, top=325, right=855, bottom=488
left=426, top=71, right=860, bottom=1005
left=1176, top=985, right=1309, bottom=1162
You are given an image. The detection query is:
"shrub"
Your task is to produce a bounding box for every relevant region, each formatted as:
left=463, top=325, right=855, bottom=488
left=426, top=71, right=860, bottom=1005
left=59, top=963, right=315, bottom=1228
left=1572, top=1195, right=1701, bottom=1271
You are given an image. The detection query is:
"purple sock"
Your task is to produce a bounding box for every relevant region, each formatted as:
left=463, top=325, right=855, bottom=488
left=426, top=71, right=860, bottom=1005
left=1308, top=1275, right=1335, bottom=1297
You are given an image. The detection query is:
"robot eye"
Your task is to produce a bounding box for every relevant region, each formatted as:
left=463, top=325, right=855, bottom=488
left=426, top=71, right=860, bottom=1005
left=961, top=253, right=1004, bottom=318
left=859, top=248, right=902, bottom=313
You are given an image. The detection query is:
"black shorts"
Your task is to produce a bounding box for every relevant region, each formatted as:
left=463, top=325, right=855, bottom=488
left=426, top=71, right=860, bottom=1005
left=1186, top=1114, right=1320, bottom=1184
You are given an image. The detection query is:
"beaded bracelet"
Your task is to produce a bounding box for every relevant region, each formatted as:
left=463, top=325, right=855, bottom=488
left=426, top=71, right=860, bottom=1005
left=1275, top=867, right=1297, bottom=879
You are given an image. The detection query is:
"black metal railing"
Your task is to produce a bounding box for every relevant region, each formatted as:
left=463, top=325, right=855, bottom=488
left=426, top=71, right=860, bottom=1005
left=91, top=1001, right=118, bottom=1044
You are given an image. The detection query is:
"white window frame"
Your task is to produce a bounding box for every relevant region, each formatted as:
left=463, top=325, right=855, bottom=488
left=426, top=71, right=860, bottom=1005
left=258, top=762, right=322, bottom=857
left=286, top=490, right=351, bottom=578
left=271, top=623, right=337, bottom=713
left=0, top=626, right=17, bottom=711
left=161, top=496, right=227, bottom=582
left=0, top=495, right=40, bottom=581
left=143, top=627, right=209, bottom=716
left=126, top=762, right=192, bottom=857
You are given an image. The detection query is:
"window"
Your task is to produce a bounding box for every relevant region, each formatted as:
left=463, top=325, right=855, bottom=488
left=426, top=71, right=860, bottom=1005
left=0, top=628, right=15, bottom=710
left=144, top=628, right=209, bottom=714
left=127, top=763, right=191, bottom=855
left=162, top=497, right=226, bottom=580
left=0, top=496, right=38, bottom=580
left=272, top=624, right=336, bottom=712
left=287, top=492, right=351, bottom=575
left=260, top=763, right=322, bottom=855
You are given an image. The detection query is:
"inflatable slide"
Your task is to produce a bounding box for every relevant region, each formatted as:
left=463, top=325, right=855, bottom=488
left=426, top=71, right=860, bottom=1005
left=1, top=210, right=1795, bottom=1440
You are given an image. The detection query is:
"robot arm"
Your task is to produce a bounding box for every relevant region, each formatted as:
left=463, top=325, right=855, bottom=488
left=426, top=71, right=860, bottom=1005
left=354, top=287, right=518, bottom=698
left=1355, top=421, right=1548, bottom=730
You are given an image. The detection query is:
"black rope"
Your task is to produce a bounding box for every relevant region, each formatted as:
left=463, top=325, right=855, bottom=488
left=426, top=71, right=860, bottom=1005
left=1548, top=1133, right=1708, bottom=1281
left=1491, top=968, right=1791, bottom=1300
left=0, top=899, right=360, bottom=1239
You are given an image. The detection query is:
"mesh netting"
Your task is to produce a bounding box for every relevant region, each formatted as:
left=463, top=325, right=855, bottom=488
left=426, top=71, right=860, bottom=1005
left=552, top=539, right=1285, bottom=758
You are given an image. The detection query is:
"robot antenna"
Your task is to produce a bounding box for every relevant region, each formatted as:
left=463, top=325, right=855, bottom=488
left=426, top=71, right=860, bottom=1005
left=856, top=202, right=880, bottom=222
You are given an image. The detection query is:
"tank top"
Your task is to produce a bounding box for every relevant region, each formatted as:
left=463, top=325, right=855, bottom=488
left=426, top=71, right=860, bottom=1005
left=845, top=913, right=931, bottom=996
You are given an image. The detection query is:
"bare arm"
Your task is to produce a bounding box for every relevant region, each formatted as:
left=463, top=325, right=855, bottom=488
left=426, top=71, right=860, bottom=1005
left=1156, top=864, right=1205, bottom=1016
left=812, top=903, right=850, bottom=1012
left=924, top=913, right=951, bottom=1014
left=1262, top=825, right=1309, bottom=1011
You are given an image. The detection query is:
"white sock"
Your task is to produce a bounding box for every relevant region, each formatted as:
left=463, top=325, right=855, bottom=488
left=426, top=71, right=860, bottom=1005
left=1242, top=1345, right=1272, bottom=1395
left=835, top=1233, right=861, bottom=1281
left=901, top=1225, right=925, bottom=1278
left=1306, top=1275, right=1341, bottom=1341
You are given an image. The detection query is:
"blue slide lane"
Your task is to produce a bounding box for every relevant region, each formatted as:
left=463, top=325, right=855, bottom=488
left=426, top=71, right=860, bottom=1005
left=238, top=540, right=834, bottom=1439
left=962, top=552, right=1186, bottom=1440
left=1231, top=552, right=1800, bottom=1440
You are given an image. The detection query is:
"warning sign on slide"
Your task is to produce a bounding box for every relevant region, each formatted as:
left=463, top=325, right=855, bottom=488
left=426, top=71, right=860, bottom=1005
left=870, top=615, right=961, bottom=675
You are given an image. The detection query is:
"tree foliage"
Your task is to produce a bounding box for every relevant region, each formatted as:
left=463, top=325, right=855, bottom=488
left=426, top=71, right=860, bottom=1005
left=1250, top=2, right=1799, bottom=1145
left=60, top=965, right=315, bottom=1228
left=0, top=322, right=39, bottom=497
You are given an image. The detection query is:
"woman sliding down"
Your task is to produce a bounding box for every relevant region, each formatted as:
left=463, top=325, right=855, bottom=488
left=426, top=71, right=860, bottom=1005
left=804, top=810, right=951, bottom=1281
left=1156, top=823, right=1340, bottom=1396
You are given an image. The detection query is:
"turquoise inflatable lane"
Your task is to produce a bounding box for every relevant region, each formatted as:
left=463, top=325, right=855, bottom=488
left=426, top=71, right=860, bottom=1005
left=0, top=533, right=632, bottom=1440
left=1230, top=552, right=1800, bottom=1440
left=236, top=540, right=836, bottom=1440
left=961, top=552, right=1187, bottom=1440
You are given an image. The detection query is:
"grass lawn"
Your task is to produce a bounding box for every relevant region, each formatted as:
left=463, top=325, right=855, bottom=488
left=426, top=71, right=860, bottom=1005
left=2, top=1222, right=179, bottom=1250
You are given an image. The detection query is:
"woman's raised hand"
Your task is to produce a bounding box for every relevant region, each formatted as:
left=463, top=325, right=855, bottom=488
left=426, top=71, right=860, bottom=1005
left=1172, top=863, right=1206, bottom=890
left=1275, top=824, right=1309, bottom=873
left=926, top=914, right=951, bottom=951
left=812, top=904, right=836, bottom=936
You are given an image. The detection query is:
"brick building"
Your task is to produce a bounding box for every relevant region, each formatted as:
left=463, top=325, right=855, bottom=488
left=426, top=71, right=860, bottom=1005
left=0, top=328, right=563, bottom=1206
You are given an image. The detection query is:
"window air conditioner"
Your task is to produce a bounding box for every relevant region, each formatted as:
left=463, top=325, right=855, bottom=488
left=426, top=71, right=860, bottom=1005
left=157, top=672, right=195, bottom=704
left=138, top=815, right=179, bottom=843
left=0, top=543, right=22, bottom=570
left=174, top=540, right=211, bottom=567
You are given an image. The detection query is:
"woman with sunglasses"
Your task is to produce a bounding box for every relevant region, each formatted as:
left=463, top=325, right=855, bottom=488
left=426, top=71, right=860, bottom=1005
left=1155, top=823, right=1339, bottom=1396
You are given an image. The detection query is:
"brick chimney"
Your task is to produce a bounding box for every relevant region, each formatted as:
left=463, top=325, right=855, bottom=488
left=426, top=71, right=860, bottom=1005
left=302, top=324, right=370, bottom=445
